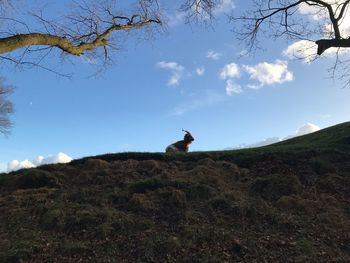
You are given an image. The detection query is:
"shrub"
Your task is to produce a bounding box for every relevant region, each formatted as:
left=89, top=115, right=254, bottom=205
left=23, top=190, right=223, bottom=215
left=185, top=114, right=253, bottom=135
left=317, top=174, right=349, bottom=196
left=128, top=193, right=156, bottom=212
left=185, top=183, right=215, bottom=201
left=73, top=208, right=102, bottom=228
left=111, top=214, right=153, bottom=234
left=129, top=178, right=165, bottom=193
left=276, top=195, right=316, bottom=215
left=14, top=169, right=58, bottom=189
left=310, top=158, right=336, bottom=175
left=159, top=188, right=187, bottom=211
left=0, top=173, right=11, bottom=188
left=207, top=196, right=236, bottom=215
left=0, top=240, right=39, bottom=263
left=40, top=207, right=65, bottom=230
left=84, top=159, right=110, bottom=169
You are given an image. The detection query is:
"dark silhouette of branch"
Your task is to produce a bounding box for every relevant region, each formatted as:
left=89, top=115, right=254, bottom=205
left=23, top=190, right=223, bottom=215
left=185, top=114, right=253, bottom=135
left=231, top=0, right=350, bottom=54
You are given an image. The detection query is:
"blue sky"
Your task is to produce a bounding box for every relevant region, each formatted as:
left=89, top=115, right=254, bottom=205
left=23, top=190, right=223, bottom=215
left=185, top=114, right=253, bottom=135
left=1, top=0, right=350, bottom=172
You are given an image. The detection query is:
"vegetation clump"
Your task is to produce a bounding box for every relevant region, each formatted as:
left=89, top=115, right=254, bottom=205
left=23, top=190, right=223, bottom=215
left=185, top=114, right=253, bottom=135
left=14, top=169, right=58, bottom=189
left=250, top=174, right=302, bottom=201
left=0, top=122, right=349, bottom=262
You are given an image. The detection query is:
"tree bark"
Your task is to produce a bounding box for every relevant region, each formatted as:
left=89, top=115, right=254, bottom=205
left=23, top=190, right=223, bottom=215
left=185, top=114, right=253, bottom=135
left=0, top=20, right=158, bottom=56
left=316, top=39, right=350, bottom=55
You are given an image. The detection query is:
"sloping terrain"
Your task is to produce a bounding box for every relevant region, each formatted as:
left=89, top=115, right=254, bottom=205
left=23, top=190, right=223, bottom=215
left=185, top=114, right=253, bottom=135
left=0, top=122, right=349, bottom=262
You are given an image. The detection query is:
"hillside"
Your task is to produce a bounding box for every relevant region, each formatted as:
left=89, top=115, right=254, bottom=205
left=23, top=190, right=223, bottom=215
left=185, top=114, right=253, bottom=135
left=0, top=122, right=349, bottom=262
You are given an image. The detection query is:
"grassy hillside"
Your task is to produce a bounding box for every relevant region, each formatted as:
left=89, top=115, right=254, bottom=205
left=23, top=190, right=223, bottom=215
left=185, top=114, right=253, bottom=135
left=0, top=122, right=349, bottom=262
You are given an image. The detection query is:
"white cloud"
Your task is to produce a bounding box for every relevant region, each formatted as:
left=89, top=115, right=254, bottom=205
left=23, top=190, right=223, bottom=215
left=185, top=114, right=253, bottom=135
left=283, top=39, right=350, bottom=63
left=157, top=61, right=183, bottom=72
left=298, top=1, right=350, bottom=36
left=214, top=0, right=235, bottom=15
left=189, top=0, right=235, bottom=20
left=220, top=62, right=240, bottom=79
left=338, top=12, right=350, bottom=37
left=7, top=152, right=73, bottom=172
left=228, top=123, right=321, bottom=149
left=232, top=137, right=282, bottom=149
left=243, top=60, right=293, bottom=89
left=298, top=2, right=328, bottom=21
left=295, top=123, right=320, bottom=137
left=168, top=75, right=181, bottom=86
left=196, top=67, right=205, bottom=76
left=282, top=1, right=350, bottom=64
left=207, top=50, right=222, bottom=60
left=41, top=152, right=73, bottom=165
left=8, top=160, right=35, bottom=172
left=219, top=60, right=293, bottom=95
left=157, top=61, right=184, bottom=86
left=32, top=156, right=44, bottom=166
left=225, top=80, right=242, bottom=96
left=167, top=0, right=235, bottom=26
left=283, top=40, right=318, bottom=63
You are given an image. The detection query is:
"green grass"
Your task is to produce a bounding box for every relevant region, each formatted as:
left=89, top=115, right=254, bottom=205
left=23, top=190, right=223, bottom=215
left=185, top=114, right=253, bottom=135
left=59, top=122, right=349, bottom=170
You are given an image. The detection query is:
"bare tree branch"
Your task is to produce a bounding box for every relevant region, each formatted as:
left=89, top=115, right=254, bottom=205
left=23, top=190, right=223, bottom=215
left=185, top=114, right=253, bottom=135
left=231, top=0, right=350, bottom=54
left=181, top=0, right=218, bottom=19
left=0, top=0, right=167, bottom=134
left=0, top=17, right=160, bottom=56
left=316, top=38, right=350, bottom=55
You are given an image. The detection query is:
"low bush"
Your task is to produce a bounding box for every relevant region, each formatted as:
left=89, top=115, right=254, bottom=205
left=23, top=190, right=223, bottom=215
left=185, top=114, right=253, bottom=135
left=14, top=169, right=58, bottom=189
left=129, top=177, right=165, bottom=193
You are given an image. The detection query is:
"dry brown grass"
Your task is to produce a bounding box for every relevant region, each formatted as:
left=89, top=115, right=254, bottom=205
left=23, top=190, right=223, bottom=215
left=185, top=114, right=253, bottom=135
left=1, top=122, right=350, bottom=262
